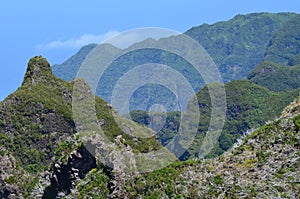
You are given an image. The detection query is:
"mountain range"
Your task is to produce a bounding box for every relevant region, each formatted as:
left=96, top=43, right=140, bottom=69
left=0, top=56, right=299, bottom=198
left=52, top=12, right=300, bottom=112
left=1, top=12, right=300, bottom=198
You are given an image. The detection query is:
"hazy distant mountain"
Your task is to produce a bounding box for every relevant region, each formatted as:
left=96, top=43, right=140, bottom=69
left=53, top=13, right=298, bottom=83
left=52, top=12, right=298, bottom=113
left=52, top=44, right=98, bottom=81
left=246, top=15, right=300, bottom=92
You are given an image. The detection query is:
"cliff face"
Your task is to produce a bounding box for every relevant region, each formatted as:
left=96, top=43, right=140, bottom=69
left=0, top=56, right=76, bottom=198
left=0, top=56, right=173, bottom=198
left=0, top=56, right=75, bottom=168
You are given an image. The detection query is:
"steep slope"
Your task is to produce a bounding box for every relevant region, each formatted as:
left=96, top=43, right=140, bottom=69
left=51, top=13, right=298, bottom=113
left=52, top=44, right=98, bottom=81
left=264, top=15, right=300, bottom=65
left=0, top=56, right=75, bottom=170
left=0, top=147, right=38, bottom=198
left=0, top=56, right=172, bottom=198
left=63, top=95, right=300, bottom=198
left=247, top=61, right=300, bottom=91
left=130, top=80, right=300, bottom=159
left=122, top=95, right=300, bottom=198
left=1, top=57, right=299, bottom=198
left=185, top=12, right=297, bottom=82
left=197, top=80, right=299, bottom=158
left=53, top=13, right=297, bottom=84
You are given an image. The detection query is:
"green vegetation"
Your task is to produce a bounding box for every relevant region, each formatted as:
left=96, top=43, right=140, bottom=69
left=130, top=80, right=300, bottom=159
left=52, top=13, right=298, bottom=112
left=185, top=12, right=297, bottom=82
left=264, top=15, right=300, bottom=65
left=2, top=12, right=300, bottom=198
left=0, top=56, right=168, bottom=197
left=120, top=99, right=300, bottom=198
left=75, top=168, right=110, bottom=198
left=196, top=80, right=299, bottom=158
left=247, top=61, right=300, bottom=91
left=0, top=56, right=163, bottom=171
left=0, top=56, right=75, bottom=171
left=124, top=160, right=196, bottom=198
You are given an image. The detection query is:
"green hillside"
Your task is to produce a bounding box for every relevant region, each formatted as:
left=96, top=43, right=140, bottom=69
left=264, top=15, right=300, bottom=65
left=185, top=12, right=297, bottom=82
left=62, top=95, right=300, bottom=198
left=53, top=13, right=297, bottom=83
left=2, top=12, right=300, bottom=198
left=130, top=80, right=300, bottom=159
left=51, top=13, right=298, bottom=112
left=247, top=61, right=300, bottom=91
left=122, top=96, right=300, bottom=198
left=197, top=80, right=299, bottom=158
left=1, top=56, right=299, bottom=198
left=0, top=56, right=171, bottom=198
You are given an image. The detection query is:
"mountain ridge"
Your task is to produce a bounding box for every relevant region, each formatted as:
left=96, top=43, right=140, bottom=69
left=1, top=12, right=300, bottom=198
left=51, top=12, right=299, bottom=113
left=0, top=56, right=173, bottom=198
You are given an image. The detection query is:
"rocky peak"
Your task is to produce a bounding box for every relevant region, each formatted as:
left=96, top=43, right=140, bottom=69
left=22, top=56, right=54, bottom=86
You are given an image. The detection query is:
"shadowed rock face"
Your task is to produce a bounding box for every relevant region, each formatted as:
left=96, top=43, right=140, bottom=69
left=0, top=56, right=77, bottom=198
left=43, top=144, right=97, bottom=199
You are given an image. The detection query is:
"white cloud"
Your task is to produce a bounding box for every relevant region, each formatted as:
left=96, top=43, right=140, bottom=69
left=37, top=31, right=120, bottom=50
left=37, top=28, right=180, bottom=50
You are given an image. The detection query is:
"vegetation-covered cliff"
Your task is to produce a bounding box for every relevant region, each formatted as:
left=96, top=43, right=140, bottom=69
left=0, top=56, right=172, bottom=198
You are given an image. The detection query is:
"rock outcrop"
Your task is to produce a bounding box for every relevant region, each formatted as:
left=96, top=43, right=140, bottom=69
left=42, top=145, right=97, bottom=199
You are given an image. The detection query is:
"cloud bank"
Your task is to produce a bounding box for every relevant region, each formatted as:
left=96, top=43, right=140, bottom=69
left=37, top=31, right=120, bottom=50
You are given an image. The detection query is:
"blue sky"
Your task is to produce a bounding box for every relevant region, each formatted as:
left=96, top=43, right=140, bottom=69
left=1, top=0, right=300, bottom=100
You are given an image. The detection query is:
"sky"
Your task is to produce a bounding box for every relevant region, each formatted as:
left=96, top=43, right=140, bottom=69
left=1, top=0, right=300, bottom=100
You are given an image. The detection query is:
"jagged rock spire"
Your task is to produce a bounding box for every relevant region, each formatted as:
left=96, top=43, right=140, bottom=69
left=22, top=56, right=54, bottom=86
